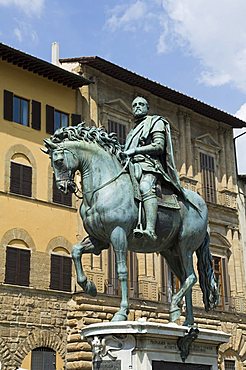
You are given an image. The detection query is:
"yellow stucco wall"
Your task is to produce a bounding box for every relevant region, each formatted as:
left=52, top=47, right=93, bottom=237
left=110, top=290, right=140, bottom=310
left=0, top=60, right=80, bottom=253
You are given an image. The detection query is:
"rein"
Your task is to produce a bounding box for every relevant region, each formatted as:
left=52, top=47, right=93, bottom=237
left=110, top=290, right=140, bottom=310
left=54, top=146, right=130, bottom=200
left=81, top=157, right=130, bottom=199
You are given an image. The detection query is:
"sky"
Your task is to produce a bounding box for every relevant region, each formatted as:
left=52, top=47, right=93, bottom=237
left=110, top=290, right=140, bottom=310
left=0, top=0, right=246, bottom=173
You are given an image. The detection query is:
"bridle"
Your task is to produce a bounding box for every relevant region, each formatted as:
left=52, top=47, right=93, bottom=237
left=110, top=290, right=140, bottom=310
left=52, top=146, right=130, bottom=201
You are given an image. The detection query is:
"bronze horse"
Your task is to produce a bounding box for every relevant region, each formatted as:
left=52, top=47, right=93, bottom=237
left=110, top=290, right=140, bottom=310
left=43, top=123, right=218, bottom=326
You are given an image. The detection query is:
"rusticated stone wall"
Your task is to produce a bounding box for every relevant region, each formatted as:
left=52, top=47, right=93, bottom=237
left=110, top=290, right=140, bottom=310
left=67, top=293, right=246, bottom=370
left=0, top=285, right=71, bottom=369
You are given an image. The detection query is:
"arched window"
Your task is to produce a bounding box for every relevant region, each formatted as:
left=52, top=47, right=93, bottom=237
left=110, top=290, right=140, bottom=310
left=31, top=347, right=56, bottom=370
left=5, top=240, right=30, bottom=286
left=10, top=154, right=32, bottom=197
left=50, top=247, right=72, bottom=292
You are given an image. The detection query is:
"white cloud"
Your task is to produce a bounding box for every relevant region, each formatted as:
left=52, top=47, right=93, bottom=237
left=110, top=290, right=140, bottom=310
left=13, top=20, right=39, bottom=44
left=106, top=1, right=148, bottom=31
left=14, top=27, right=23, bottom=42
left=0, top=0, right=44, bottom=17
left=235, top=103, right=246, bottom=122
left=159, top=0, right=246, bottom=92
left=106, top=1, right=161, bottom=33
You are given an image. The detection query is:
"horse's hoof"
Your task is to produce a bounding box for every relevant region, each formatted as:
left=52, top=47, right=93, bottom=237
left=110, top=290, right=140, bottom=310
left=111, top=312, right=128, bottom=322
left=85, top=280, right=97, bottom=297
left=170, top=306, right=181, bottom=322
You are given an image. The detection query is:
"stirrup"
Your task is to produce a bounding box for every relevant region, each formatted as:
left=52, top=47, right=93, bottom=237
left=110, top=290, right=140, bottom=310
left=143, top=229, right=157, bottom=241
left=133, top=227, right=143, bottom=239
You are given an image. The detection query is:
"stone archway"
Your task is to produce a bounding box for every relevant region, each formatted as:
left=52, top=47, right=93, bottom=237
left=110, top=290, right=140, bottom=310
left=0, top=338, right=12, bottom=370
left=12, top=329, right=66, bottom=368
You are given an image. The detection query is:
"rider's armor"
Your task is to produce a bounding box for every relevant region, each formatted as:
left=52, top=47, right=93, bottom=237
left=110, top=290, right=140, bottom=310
left=125, top=115, right=183, bottom=241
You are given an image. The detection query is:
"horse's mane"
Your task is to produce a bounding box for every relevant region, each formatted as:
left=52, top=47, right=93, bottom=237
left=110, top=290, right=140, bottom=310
left=50, top=122, right=123, bottom=160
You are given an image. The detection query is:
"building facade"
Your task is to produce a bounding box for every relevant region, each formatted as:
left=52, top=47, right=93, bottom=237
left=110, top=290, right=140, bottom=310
left=0, top=43, right=90, bottom=369
left=0, top=42, right=246, bottom=370
left=61, top=56, right=246, bottom=370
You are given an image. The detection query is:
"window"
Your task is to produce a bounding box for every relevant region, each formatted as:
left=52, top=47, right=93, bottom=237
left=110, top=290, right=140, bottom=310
left=213, top=256, right=229, bottom=308
left=5, top=246, right=30, bottom=286
left=200, top=152, right=217, bottom=203
left=31, top=347, right=56, bottom=370
left=4, top=90, right=41, bottom=130
left=108, top=120, right=126, bottom=144
left=50, top=254, right=72, bottom=292
left=10, top=161, right=32, bottom=197
left=46, top=105, right=70, bottom=134
left=52, top=174, right=72, bottom=206
left=13, top=95, right=29, bottom=126
left=224, top=360, right=235, bottom=370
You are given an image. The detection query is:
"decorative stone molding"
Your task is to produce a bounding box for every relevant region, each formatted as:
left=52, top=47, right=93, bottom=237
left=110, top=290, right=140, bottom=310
left=46, top=236, right=73, bottom=254
left=219, top=189, right=237, bottom=209
left=0, top=338, right=12, bottom=369
left=180, top=175, right=198, bottom=192
left=4, top=144, right=37, bottom=198
left=218, top=324, right=246, bottom=368
left=1, top=228, right=36, bottom=251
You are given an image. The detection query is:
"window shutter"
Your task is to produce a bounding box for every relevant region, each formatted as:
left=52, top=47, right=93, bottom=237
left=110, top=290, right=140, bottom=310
left=5, top=247, right=18, bottom=284
left=63, top=256, right=72, bottom=292
left=19, top=249, right=30, bottom=286
left=71, top=113, right=81, bottom=126
left=4, top=90, right=13, bottom=121
left=46, top=105, right=54, bottom=134
left=50, top=254, right=61, bottom=290
left=50, top=254, right=71, bottom=292
left=32, top=100, right=41, bottom=130
left=10, top=162, right=32, bottom=197
left=5, top=247, right=30, bottom=286
left=10, top=162, right=21, bottom=194
left=22, top=165, right=32, bottom=197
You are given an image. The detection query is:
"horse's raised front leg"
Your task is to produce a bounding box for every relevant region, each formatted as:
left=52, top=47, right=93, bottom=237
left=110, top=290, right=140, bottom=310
left=72, top=236, right=109, bottom=297
left=110, top=226, right=129, bottom=321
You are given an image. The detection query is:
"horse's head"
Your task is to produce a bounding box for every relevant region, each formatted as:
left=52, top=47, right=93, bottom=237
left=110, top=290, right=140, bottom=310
left=43, top=139, right=79, bottom=194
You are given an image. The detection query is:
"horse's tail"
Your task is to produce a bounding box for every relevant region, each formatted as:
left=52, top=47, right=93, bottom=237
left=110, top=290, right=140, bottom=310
left=196, top=232, right=219, bottom=311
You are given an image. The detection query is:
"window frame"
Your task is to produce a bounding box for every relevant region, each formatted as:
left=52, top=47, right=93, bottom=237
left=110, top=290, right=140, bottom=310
left=200, top=151, right=217, bottom=203
left=50, top=253, right=72, bottom=292
left=13, top=95, right=29, bottom=126
left=31, top=347, right=56, bottom=370
left=5, top=246, right=30, bottom=287
left=10, top=161, right=32, bottom=197
left=212, top=254, right=230, bottom=309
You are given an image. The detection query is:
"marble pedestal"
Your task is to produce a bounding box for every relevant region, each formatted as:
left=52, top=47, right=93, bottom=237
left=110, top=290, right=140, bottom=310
left=81, top=320, right=230, bottom=370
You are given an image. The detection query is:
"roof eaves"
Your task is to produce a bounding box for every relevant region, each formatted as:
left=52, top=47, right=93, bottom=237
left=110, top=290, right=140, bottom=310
left=0, top=42, right=91, bottom=89
left=60, top=56, right=246, bottom=128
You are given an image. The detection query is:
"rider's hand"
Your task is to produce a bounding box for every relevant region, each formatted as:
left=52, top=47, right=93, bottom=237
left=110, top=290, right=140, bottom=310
left=124, top=148, right=135, bottom=157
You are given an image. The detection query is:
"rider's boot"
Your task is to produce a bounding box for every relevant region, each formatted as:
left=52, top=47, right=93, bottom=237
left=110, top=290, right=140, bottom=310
left=143, top=195, right=158, bottom=241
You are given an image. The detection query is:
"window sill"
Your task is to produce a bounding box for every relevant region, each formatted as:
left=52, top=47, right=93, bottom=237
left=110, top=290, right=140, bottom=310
left=1, top=191, right=77, bottom=211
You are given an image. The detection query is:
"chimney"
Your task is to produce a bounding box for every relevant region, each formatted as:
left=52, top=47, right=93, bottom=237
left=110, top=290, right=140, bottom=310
left=51, top=42, right=60, bottom=66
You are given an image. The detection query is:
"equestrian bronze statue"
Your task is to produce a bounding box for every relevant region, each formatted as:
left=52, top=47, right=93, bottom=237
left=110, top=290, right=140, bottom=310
left=43, top=98, right=218, bottom=327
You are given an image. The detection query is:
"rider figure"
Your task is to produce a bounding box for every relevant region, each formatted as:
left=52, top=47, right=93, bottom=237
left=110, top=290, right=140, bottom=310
left=124, top=96, right=183, bottom=242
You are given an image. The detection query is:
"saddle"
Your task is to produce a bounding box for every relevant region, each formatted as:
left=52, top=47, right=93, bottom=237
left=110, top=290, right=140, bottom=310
left=128, top=161, right=180, bottom=210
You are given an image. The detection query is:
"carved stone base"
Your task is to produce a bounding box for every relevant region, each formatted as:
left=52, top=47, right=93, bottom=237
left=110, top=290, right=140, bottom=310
left=81, top=321, right=230, bottom=370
